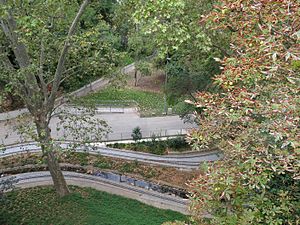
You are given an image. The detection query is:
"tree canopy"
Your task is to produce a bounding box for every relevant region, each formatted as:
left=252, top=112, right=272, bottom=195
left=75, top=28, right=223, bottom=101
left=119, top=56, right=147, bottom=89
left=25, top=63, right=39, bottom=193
left=0, top=0, right=112, bottom=197
left=188, top=0, right=300, bottom=224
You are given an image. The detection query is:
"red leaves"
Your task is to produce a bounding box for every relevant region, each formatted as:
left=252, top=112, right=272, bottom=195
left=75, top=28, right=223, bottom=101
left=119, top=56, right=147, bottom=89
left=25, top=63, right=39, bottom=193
left=201, top=0, right=300, bottom=86
left=189, top=0, right=300, bottom=222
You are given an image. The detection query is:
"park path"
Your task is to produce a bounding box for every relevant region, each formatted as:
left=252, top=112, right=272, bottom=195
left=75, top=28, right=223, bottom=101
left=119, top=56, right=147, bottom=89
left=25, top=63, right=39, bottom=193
left=0, top=108, right=197, bottom=145
left=0, top=141, right=221, bottom=169
left=0, top=171, right=189, bottom=214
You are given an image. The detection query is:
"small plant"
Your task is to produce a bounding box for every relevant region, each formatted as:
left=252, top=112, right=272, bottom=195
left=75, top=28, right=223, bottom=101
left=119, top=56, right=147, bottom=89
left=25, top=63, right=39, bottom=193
left=94, top=160, right=112, bottom=170
left=120, top=161, right=139, bottom=173
left=131, top=126, right=142, bottom=142
left=167, top=137, right=188, bottom=150
left=72, top=152, right=89, bottom=166
left=140, top=168, right=158, bottom=179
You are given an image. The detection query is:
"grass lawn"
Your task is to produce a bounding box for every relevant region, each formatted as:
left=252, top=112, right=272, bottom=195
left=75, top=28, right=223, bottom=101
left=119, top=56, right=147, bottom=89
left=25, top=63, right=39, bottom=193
left=0, top=186, right=187, bottom=225
left=76, top=87, right=165, bottom=116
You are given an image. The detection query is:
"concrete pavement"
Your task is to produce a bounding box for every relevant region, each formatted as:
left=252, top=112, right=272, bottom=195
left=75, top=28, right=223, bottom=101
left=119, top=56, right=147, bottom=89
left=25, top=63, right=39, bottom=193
left=0, top=142, right=221, bottom=169
left=0, top=108, right=197, bottom=145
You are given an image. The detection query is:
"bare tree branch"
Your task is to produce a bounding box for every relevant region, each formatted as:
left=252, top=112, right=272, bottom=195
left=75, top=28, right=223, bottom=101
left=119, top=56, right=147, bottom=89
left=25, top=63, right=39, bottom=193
left=59, top=65, right=82, bottom=85
left=46, top=65, right=81, bottom=87
left=48, top=0, right=90, bottom=108
left=0, top=2, right=41, bottom=110
left=38, top=40, right=48, bottom=102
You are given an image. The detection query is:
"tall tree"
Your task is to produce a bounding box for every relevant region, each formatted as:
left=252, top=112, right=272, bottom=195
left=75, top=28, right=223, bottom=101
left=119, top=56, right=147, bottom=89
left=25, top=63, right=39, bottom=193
left=0, top=0, right=105, bottom=197
left=188, top=0, right=300, bottom=224
left=131, top=0, right=227, bottom=117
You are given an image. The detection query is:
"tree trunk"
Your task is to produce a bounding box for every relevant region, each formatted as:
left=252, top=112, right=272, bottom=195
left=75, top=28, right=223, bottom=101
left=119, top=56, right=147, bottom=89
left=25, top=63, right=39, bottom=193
left=121, top=33, right=128, bottom=50
left=46, top=149, right=69, bottom=197
left=134, top=69, right=138, bottom=86
left=36, top=120, right=69, bottom=197
left=1, top=0, right=90, bottom=198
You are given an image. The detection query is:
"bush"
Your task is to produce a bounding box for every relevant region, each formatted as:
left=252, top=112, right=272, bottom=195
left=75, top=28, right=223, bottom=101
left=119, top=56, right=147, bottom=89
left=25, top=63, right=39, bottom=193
left=131, top=126, right=142, bottom=142
left=76, top=153, right=89, bottom=166
left=167, top=137, right=188, bottom=150
left=107, top=137, right=191, bottom=154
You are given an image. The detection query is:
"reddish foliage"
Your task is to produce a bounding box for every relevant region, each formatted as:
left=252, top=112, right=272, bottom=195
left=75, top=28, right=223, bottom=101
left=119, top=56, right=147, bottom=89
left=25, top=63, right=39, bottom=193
left=188, top=0, right=300, bottom=224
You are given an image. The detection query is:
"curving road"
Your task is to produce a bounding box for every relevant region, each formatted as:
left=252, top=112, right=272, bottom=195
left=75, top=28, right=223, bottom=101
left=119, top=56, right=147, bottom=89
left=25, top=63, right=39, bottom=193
left=0, top=171, right=189, bottom=214
left=0, top=142, right=222, bottom=169
left=0, top=108, right=197, bottom=146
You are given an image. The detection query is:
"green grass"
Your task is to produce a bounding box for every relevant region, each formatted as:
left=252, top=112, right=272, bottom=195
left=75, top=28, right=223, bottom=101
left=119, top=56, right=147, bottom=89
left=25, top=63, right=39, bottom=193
left=77, top=87, right=165, bottom=116
left=0, top=186, right=187, bottom=225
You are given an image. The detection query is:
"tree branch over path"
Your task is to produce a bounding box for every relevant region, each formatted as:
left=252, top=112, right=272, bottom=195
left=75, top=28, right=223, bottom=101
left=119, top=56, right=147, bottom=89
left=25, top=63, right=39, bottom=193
left=49, top=0, right=90, bottom=109
left=0, top=0, right=94, bottom=197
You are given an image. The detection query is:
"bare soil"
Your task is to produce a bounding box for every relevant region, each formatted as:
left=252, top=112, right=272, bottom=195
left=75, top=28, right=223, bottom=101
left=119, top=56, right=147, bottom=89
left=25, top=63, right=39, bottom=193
left=1, top=152, right=200, bottom=189
left=126, top=69, right=165, bottom=93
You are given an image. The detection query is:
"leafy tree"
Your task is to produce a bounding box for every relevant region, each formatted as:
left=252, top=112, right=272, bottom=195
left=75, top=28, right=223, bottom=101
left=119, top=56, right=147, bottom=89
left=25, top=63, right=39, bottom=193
left=131, top=0, right=229, bottom=58
left=133, top=0, right=202, bottom=58
left=112, top=0, right=136, bottom=51
left=134, top=61, right=153, bottom=86
left=131, top=0, right=228, bottom=117
left=165, top=55, right=221, bottom=105
left=0, top=0, right=111, bottom=197
left=188, top=0, right=300, bottom=224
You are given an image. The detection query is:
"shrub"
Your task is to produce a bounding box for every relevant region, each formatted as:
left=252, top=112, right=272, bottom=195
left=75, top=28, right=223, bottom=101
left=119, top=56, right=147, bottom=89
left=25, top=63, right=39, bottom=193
left=76, top=153, right=89, bottom=166
left=167, top=137, right=188, bottom=150
left=131, top=126, right=142, bottom=142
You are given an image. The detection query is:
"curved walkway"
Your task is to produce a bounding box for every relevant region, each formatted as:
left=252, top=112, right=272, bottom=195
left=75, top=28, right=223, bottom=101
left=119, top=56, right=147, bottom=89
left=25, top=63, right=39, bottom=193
left=0, top=142, right=222, bottom=169
left=0, top=111, right=197, bottom=145
left=0, top=171, right=189, bottom=214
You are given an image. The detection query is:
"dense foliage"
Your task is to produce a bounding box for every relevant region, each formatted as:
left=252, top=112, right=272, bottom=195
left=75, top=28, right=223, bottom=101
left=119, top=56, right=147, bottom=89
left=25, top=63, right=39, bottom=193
left=0, top=0, right=128, bottom=111
left=130, top=0, right=228, bottom=114
left=0, top=0, right=114, bottom=196
left=187, top=1, right=300, bottom=224
left=109, top=137, right=190, bottom=155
